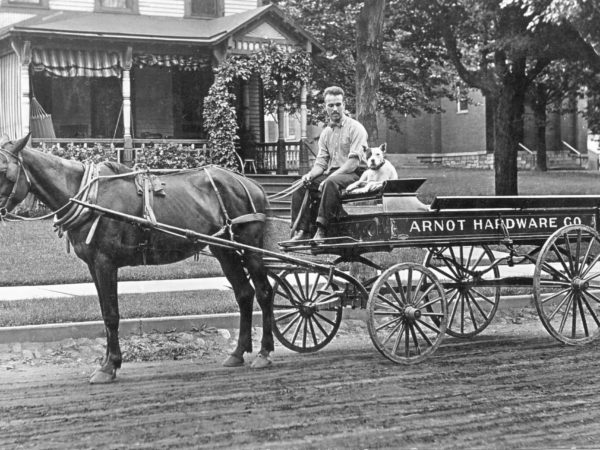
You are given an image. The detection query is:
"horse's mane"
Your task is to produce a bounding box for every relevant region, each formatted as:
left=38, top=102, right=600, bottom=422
left=101, top=161, right=133, bottom=175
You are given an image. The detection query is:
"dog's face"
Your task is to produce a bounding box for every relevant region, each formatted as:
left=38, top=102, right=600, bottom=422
left=365, top=143, right=387, bottom=169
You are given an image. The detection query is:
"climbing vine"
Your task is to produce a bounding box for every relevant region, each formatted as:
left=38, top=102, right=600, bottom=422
left=203, top=43, right=312, bottom=169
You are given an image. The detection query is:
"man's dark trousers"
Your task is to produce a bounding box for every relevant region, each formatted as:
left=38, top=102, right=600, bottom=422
left=291, top=171, right=361, bottom=233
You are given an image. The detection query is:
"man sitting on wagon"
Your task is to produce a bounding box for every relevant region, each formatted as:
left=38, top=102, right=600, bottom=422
left=290, top=86, right=368, bottom=241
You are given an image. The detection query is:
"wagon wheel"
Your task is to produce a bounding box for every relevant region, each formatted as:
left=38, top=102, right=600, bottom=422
left=367, top=263, right=447, bottom=364
left=424, top=245, right=501, bottom=338
left=533, top=224, right=600, bottom=345
left=268, top=269, right=343, bottom=353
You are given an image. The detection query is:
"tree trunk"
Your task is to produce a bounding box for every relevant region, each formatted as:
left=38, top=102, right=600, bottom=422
left=532, top=96, right=548, bottom=172
left=494, top=79, right=525, bottom=195
left=356, top=0, right=385, bottom=144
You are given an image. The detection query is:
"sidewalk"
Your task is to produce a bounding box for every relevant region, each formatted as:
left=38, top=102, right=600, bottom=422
left=0, top=277, right=232, bottom=301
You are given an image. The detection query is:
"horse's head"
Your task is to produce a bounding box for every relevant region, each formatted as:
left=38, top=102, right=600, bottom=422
left=0, top=134, right=32, bottom=217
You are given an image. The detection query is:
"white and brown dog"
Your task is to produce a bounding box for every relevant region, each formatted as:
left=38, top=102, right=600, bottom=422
left=346, top=143, right=398, bottom=194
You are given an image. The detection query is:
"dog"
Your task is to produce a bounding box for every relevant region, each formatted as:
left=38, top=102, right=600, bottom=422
left=346, top=143, right=398, bottom=194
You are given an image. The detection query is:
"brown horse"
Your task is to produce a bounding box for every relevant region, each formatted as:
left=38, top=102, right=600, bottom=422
left=0, top=134, right=274, bottom=383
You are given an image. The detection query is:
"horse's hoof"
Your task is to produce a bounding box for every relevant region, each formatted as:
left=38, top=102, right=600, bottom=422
left=250, top=354, right=272, bottom=369
left=222, top=354, right=244, bottom=367
left=89, top=368, right=117, bottom=384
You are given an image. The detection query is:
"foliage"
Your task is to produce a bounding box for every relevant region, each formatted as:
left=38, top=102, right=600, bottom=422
left=203, top=43, right=312, bottom=167
left=38, top=143, right=119, bottom=163
left=272, top=0, right=452, bottom=129
left=134, top=144, right=210, bottom=169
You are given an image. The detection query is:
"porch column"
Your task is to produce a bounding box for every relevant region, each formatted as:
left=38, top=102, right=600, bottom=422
left=277, top=89, right=286, bottom=174
left=299, top=83, right=310, bottom=174
left=241, top=79, right=250, bottom=130
left=122, top=47, right=133, bottom=164
left=16, top=41, right=32, bottom=137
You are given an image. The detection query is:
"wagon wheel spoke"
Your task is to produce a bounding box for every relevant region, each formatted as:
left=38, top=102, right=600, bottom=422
left=557, top=293, right=574, bottom=334
left=580, top=292, right=600, bottom=327
left=581, top=252, right=600, bottom=278
left=470, top=287, right=497, bottom=306
left=547, top=291, right=573, bottom=322
left=540, top=287, right=571, bottom=305
left=384, top=280, right=406, bottom=307
left=551, top=242, right=573, bottom=279
left=576, top=294, right=589, bottom=337
left=413, top=321, right=433, bottom=347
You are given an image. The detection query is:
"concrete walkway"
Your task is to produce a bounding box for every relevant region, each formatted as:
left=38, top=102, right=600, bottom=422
left=0, top=277, right=232, bottom=301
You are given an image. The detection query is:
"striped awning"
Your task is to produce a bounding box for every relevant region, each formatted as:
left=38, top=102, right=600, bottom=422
left=31, top=48, right=121, bottom=77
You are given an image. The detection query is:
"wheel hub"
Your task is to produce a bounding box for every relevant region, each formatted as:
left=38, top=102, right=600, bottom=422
left=404, top=306, right=422, bottom=322
left=572, top=277, right=589, bottom=291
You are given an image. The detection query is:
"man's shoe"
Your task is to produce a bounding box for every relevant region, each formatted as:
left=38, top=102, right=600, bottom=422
left=312, top=227, right=327, bottom=242
left=290, top=230, right=311, bottom=241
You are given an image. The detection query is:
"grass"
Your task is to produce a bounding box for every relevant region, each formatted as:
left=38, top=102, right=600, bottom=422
left=0, top=290, right=241, bottom=327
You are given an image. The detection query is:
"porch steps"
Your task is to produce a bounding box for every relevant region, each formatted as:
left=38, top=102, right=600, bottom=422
left=246, top=174, right=300, bottom=220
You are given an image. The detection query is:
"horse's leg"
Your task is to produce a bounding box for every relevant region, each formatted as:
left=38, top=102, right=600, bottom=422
left=88, top=257, right=122, bottom=384
left=211, top=246, right=255, bottom=367
left=244, top=250, right=274, bottom=369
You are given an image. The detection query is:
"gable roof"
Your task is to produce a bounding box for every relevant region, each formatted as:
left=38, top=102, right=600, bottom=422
left=0, top=4, right=322, bottom=52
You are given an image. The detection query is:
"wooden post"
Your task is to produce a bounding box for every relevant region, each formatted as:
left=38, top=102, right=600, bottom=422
left=122, top=46, right=133, bottom=165
left=277, top=88, right=287, bottom=174
left=14, top=41, right=32, bottom=137
left=299, top=83, right=309, bottom=174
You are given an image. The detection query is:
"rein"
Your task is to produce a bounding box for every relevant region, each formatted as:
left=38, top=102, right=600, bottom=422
left=0, top=148, right=32, bottom=219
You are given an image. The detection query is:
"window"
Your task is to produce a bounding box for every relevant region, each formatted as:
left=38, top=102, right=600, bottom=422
left=456, top=87, right=469, bottom=114
left=185, top=0, right=224, bottom=18
left=3, top=0, right=49, bottom=8
left=95, top=0, right=138, bottom=13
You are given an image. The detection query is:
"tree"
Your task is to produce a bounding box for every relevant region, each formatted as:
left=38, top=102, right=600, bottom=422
left=394, top=0, right=598, bottom=194
left=271, top=0, right=449, bottom=133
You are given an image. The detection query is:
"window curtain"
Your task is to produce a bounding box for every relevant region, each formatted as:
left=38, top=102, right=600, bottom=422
left=31, top=48, right=121, bottom=78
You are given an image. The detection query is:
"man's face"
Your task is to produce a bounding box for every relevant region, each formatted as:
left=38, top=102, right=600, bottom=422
left=325, top=94, right=345, bottom=123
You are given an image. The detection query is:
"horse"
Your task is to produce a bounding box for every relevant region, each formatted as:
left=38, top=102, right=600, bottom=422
left=0, top=134, right=274, bottom=384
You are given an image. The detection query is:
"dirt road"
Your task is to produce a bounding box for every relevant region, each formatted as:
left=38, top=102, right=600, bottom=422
left=2, top=310, right=600, bottom=449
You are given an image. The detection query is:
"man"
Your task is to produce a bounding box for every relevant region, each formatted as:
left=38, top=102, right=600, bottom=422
left=290, top=86, right=368, bottom=241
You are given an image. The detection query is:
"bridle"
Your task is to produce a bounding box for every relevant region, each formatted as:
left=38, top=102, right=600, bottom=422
left=0, top=148, right=31, bottom=218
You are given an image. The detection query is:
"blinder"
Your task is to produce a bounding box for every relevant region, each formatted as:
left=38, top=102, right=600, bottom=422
left=5, top=160, right=18, bottom=182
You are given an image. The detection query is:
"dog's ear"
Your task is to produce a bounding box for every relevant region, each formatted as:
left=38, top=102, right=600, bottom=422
left=379, top=143, right=387, bottom=154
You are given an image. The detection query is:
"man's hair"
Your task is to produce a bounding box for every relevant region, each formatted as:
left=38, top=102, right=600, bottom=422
left=323, top=86, right=345, bottom=99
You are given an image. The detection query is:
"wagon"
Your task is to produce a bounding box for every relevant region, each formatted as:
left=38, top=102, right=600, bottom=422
left=74, top=178, right=600, bottom=365
left=270, top=178, right=600, bottom=364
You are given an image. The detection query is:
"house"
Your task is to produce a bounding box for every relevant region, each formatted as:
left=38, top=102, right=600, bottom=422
left=381, top=90, right=590, bottom=170
left=0, top=0, right=320, bottom=170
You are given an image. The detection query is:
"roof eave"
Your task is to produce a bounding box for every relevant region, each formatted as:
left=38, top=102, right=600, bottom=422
left=6, top=27, right=227, bottom=45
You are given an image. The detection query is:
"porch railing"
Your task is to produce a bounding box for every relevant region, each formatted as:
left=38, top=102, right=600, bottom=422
left=31, top=137, right=312, bottom=173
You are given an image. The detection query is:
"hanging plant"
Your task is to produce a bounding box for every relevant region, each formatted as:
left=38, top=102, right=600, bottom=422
left=203, top=43, right=312, bottom=169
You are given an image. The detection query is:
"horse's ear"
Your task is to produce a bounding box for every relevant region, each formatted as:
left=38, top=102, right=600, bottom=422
left=0, top=134, right=9, bottom=147
left=10, top=133, right=31, bottom=155
left=379, top=143, right=387, bottom=154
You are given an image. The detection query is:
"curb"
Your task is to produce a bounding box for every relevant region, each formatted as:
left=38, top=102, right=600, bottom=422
left=0, top=295, right=534, bottom=344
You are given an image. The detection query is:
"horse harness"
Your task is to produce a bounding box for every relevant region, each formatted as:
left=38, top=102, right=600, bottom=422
left=0, top=148, right=31, bottom=218
left=51, top=163, right=265, bottom=257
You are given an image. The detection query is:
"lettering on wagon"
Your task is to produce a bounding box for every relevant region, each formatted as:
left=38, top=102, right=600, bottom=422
left=406, top=216, right=583, bottom=234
